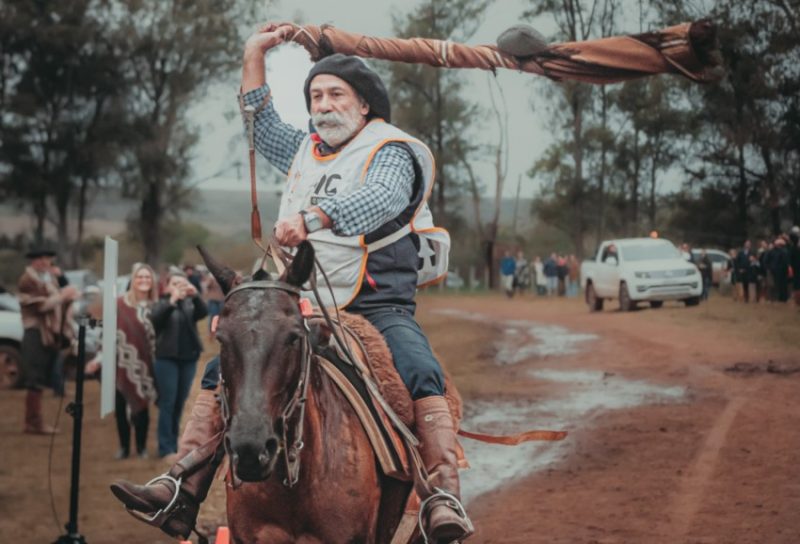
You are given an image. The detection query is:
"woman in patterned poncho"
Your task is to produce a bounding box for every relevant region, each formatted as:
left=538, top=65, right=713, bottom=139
left=114, top=263, right=158, bottom=459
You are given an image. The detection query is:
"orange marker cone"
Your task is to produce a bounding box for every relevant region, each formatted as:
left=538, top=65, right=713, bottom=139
left=215, top=526, right=230, bottom=544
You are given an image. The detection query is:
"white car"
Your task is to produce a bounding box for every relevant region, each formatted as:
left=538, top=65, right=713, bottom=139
left=581, top=238, right=703, bottom=311
left=0, top=295, right=23, bottom=389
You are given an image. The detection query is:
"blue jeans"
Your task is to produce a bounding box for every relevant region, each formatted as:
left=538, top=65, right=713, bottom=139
left=359, top=306, right=445, bottom=400
left=566, top=279, right=579, bottom=297
left=201, top=355, right=220, bottom=391
left=197, top=307, right=445, bottom=400
left=154, top=357, right=198, bottom=457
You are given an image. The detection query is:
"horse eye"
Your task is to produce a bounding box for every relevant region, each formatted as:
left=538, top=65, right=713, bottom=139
left=287, top=332, right=300, bottom=346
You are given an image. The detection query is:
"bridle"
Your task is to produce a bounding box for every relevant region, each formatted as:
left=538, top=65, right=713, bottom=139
left=218, top=279, right=312, bottom=489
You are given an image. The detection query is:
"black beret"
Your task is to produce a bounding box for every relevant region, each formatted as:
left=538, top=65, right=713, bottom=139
left=304, top=54, right=391, bottom=123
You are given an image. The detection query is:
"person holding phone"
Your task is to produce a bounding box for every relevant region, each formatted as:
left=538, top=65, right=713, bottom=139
left=149, top=269, right=207, bottom=458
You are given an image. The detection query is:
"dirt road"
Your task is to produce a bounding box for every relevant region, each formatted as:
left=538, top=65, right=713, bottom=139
left=1, top=294, right=798, bottom=543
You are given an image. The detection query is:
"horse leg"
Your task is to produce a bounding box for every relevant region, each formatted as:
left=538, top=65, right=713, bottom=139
left=376, top=474, right=413, bottom=544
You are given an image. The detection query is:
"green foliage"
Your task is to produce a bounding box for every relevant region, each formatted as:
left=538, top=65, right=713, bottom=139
left=0, top=0, right=129, bottom=264
left=0, top=0, right=271, bottom=268
left=664, top=184, right=743, bottom=248
left=113, top=0, right=258, bottom=264
left=655, top=0, right=800, bottom=235
left=527, top=0, right=800, bottom=254
left=385, top=0, right=490, bottom=222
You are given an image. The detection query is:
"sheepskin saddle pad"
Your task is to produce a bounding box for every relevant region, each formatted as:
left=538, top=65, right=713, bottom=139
left=313, top=311, right=462, bottom=430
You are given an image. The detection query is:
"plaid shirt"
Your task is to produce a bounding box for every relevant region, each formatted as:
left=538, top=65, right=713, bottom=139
left=240, top=84, right=414, bottom=237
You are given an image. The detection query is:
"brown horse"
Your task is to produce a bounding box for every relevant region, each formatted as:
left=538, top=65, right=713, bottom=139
left=201, top=242, right=412, bottom=544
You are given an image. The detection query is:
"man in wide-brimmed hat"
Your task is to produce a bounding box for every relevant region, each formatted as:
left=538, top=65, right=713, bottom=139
left=17, top=247, right=79, bottom=434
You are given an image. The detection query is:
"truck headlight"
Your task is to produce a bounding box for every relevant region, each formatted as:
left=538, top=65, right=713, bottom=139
left=634, top=271, right=650, bottom=279
left=685, top=269, right=697, bottom=276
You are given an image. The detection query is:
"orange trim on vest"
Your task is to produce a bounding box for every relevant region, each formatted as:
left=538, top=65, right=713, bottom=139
left=311, top=143, right=340, bottom=162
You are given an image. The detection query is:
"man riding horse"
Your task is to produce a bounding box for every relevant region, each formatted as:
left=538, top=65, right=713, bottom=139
left=111, top=23, right=473, bottom=543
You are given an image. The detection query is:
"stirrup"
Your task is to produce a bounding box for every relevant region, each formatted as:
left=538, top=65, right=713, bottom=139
left=417, top=487, right=473, bottom=544
left=124, top=473, right=183, bottom=528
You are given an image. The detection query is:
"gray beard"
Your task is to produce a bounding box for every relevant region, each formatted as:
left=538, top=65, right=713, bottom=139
left=312, top=109, right=363, bottom=148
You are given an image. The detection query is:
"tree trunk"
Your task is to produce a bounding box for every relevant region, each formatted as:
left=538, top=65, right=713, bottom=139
left=485, top=238, right=495, bottom=290
left=141, top=180, right=163, bottom=266
left=736, top=142, right=748, bottom=239
left=73, top=176, right=90, bottom=267
left=760, top=146, right=781, bottom=235
left=56, top=198, right=71, bottom=267
left=631, top=127, right=640, bottom=236
left=572, top=90, right=585, bottom=259
left=596, top=86, right=609, bottom=248
left=33, top=197, right=46, bottom=245
left=649, top=149, right=658, bottom=230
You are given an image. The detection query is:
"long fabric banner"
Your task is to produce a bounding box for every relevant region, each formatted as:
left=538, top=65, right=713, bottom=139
left=284, top=20, right=722, bottom=85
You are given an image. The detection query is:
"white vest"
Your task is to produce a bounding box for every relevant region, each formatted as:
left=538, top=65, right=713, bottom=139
left=278, top=120, right=450, bottom=309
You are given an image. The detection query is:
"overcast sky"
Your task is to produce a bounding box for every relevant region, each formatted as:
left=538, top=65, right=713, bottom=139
left=190, top=0, right=566, bottom=198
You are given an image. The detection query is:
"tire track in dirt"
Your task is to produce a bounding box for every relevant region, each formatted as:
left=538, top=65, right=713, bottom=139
left=665, top=381, right=760, bottom=541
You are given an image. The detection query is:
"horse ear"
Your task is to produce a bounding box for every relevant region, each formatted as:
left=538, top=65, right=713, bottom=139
left=197, top=245, right=237, bottom=295
left=282, top=240, right=315, bottom=288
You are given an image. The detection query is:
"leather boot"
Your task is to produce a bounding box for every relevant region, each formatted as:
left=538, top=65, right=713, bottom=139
left=110, top=388, right=224, bottom=539
left=415, top=396, right=474, bottom=543
left=24, top=389, right=58, bottom=435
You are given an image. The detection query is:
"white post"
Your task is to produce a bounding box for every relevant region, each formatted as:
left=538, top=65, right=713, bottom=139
left=100, top=236, right=118, bottom=418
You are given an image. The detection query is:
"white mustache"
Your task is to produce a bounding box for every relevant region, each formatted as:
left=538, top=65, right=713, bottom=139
left=312, top=111, right=346, bottom=128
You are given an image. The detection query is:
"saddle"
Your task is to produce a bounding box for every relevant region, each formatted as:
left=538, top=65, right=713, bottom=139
left=310, top=311, right=468, bottom=482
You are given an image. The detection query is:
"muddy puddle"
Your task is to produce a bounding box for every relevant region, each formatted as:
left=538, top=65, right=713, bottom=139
left=436, top=309, right=686, bottom=504
left=460, top=370, right=686, bottom=503
left=433, top=309, right=598, bottom=364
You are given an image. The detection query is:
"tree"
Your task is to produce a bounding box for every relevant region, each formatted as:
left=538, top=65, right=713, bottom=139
left=0, top=0, right=126, bottom=264
left=456, top=75, right=510, bottom=288
left=656, top=0, right=800, bottom=238
left=524, top=0, right=609, bottom=258
left=114, top=0, right=256, bottom=265
left=386, top=0, right=490, bottom=223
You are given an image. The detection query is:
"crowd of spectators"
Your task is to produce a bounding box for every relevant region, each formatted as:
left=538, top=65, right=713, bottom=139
left=499, top=250, right=580, bottom=298
left=15, top=252, right=234, bottom=461
left=500, top=226, right=800, bottom=307
left=724, top=228, right=800, bottom=305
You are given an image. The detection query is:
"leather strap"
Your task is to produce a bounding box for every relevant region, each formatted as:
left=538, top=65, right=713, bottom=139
left=457, top=428, right=567, bottom=444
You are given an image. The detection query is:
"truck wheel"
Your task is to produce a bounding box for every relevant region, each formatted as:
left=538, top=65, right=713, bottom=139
left=619, top=282, right=635, bottom=312
left=649, top=301, right=664, bottom=309
left=586, top=284, right=603, bottom=312
left=684, top=297, right=700, bottom=307
left=0, top=344, right=22, bottom=390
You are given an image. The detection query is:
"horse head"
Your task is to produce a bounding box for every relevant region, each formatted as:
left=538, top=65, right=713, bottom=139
left=199, top=242, right=315, bottom=483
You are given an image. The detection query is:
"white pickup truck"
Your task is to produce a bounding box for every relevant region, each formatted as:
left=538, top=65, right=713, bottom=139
left=580, top=238, right=702, bottom=311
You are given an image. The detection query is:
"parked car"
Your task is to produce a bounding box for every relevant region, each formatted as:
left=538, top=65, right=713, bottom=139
left=0, top=297, right=23, bottom=389
left=581, top=238, right=703, bottom=312
left=691, top=248, right=732, bottom=286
